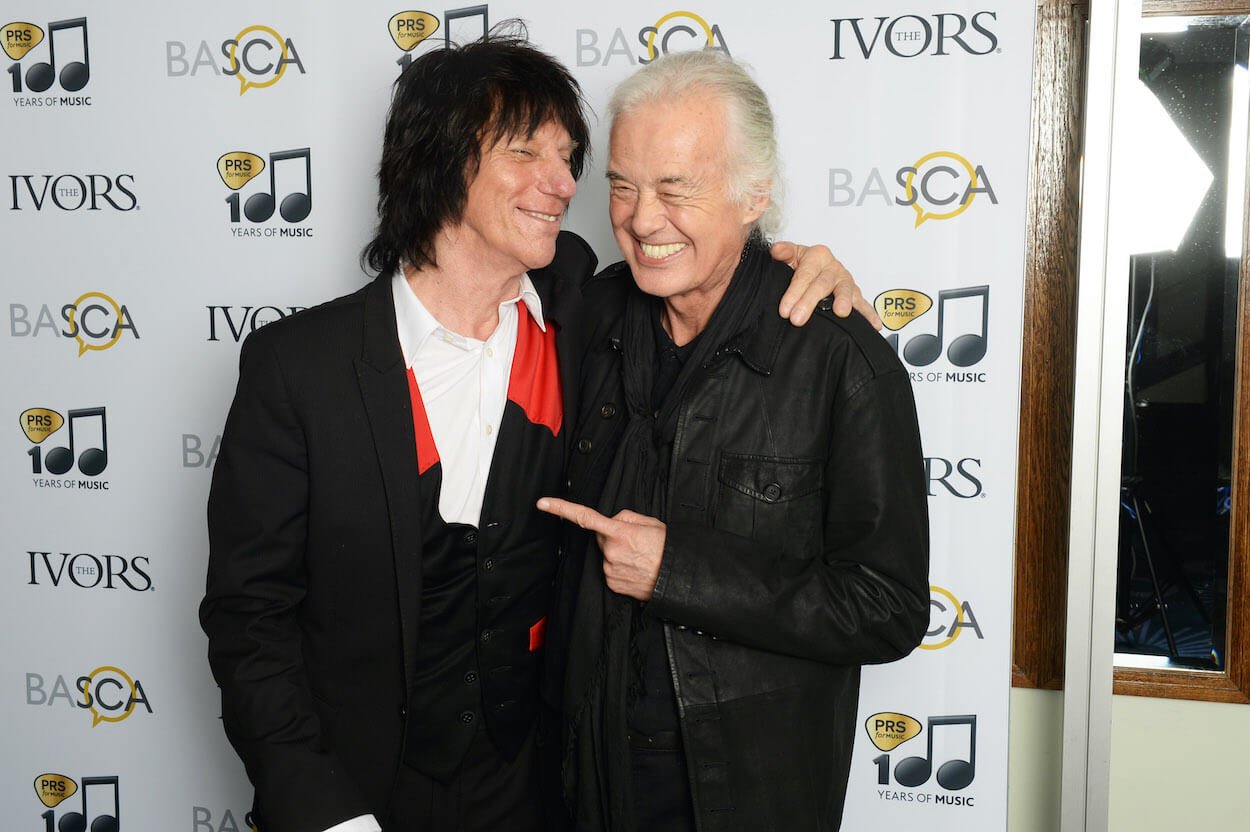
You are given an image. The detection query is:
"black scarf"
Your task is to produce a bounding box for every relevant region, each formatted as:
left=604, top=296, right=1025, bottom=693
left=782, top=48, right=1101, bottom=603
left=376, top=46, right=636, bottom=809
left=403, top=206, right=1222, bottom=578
left=562, top=235, right=772, bottom=830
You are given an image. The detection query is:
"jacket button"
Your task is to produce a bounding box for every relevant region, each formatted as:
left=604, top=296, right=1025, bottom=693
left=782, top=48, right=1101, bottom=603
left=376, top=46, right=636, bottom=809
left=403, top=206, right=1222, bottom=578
left=762, top=483, right=783, bottom=503
left=399, top=706, right=407, bottom=717
left=577, top=438, right=593, bottom=454
left=600, top=403, right=617, bottom=418
left=674, top=624, right=688, bottom=632
left=480, top=630, right=492, bottom=644
left=817, top=296, right=834, bottom=312
left=464, top=671, right=478, bottom=684
left=459, top=710, right=475, bottom=724
left=483, top=558, right=496, bottom=571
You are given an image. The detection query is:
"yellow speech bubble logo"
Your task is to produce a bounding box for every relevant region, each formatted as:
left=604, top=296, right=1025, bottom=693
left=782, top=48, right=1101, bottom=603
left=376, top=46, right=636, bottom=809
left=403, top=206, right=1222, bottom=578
left=2, top=22, right=43, bottom=61
left=389, top=11, right=440, bottom=52
left=67, top=291, right=124, bottom=356
left=905, top=150, right=978, bottom=228
left=873, top=289, right=932, bottom=332
left=20, top=408, right=64, bottom=444
left=921, top=585, right=967, bottom=651
left=33, top=773, right=78, bottom=808
left=646, top=11, right=715, bottom=61
left=230, top=25, right=289, bottom=96
left=865, top=712, right=923, bottom=752
left=217, top=152, right=265, bottom=190
left=84, top=665, right=138, bottom=727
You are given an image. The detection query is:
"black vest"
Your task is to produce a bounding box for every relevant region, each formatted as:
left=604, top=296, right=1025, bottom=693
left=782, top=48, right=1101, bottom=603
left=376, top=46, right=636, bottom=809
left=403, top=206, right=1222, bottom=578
left=401, top=307, right=564, bottom=781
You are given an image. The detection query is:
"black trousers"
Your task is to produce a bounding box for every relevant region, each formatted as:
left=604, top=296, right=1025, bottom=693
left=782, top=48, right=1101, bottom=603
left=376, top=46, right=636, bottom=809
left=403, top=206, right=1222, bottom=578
left=630, top=747, right=696, bottom=832
left=384, top=724, right=542, bottom=832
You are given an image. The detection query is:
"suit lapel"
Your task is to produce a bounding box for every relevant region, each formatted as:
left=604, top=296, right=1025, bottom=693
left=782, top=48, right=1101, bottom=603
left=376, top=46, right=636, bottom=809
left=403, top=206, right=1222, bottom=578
left=353, top=274, right=423, bottom=703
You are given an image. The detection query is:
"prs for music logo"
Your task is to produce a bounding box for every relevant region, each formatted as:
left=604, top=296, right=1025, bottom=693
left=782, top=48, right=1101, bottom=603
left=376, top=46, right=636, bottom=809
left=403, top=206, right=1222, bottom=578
left=3, top=17, right=92, bottom=107
left=21, top=407, right=109, bottom=490
left=218, top=149, right=313, bottom=237
left=33, top=773, right=121, bottom=832
left=874, top=285, right=989, bottom=383
left=576, top=9, right=731, bottom=67
left=387, top=7, right=490, bottom=72
left=166, top=24, right=305, bottom=95
left=866, top=712, right=978, bottom=806
left=829, top=151, right=998, bottom=227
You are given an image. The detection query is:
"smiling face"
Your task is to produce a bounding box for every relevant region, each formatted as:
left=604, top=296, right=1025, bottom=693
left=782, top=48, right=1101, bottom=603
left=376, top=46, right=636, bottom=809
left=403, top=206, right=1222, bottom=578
left=607, top=92, right=765, bottom=319
left=452, top=119, right=578, bottom=278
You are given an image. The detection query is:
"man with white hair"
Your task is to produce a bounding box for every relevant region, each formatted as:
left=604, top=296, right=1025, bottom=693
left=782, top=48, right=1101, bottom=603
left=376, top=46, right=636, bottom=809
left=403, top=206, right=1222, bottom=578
left=541, top=51, right=929, bottom=831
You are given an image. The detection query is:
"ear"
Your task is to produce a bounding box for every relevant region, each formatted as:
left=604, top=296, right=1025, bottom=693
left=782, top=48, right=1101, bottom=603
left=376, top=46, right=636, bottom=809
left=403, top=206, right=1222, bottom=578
left=740, top=181, right=771, bottom=226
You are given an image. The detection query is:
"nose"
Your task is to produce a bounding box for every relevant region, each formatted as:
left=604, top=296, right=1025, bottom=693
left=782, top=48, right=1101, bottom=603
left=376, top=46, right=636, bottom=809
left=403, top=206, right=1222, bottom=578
left=628, top=192, right=667, bottom=237
left=540, top=158, right=577, bottom=201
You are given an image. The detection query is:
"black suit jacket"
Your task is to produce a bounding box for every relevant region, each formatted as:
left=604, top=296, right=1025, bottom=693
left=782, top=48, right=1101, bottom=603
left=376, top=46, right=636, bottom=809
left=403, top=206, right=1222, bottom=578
left=200, top=232, right=597, bottom=832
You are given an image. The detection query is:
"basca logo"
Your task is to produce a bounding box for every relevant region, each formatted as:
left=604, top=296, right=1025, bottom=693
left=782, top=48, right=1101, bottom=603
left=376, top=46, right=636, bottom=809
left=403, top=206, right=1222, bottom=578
left=874, top=285, right=989, bottom=383
left=20, top=406, right=110, bottom=490
left=866, top=711, right=978, bottom=804
left=193, top=805, right=257, bottom=832
left=206, top=304, right=307, bottom=342
left=830, top=12, right=999, bottom=60
left=386, top=6, right=490, bottom=72
left=10, top=292, right=139, bottom=355
left=922, top=585, right=984, bottom=650
left=830, top=151, right=997, bottom=227
left=3, top=17, right=93, bottom=107
left=32, top=773, right=121, bottom=831
left=924, top=456, right=984, bottom=499
left=8, top=173, right=138, bottom=211
left=166, top=24, right=305, bottom=94
left=183, top=433, right=222, bottom=470
left=576, top=10, right=731, bottom=67
left=218, top=149, right=313, bottom=236
left=26, top=550, right=152, bottom=591
left=26, top=666, right=154, bottom=727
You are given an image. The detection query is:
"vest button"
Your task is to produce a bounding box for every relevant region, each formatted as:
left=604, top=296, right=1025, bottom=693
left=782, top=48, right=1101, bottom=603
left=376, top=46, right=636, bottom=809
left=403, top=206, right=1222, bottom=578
left=483, top=558, right=496, bottom=571
left=577, top=438, right=593, bottom=454
left=762, top=483, right=783, bottom=503
left=464, top=671, right=478, bottom=684
left=459, top=710, right=475, bottom=724
left=600, top=403, right=617, bottom=418
left=480, top=630, right=492, bottom=644
left=462, top=530, right=477, bottom=547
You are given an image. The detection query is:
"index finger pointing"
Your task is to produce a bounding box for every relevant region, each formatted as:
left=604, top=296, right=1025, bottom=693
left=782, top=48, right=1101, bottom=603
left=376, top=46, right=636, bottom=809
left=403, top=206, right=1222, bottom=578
left=537, top=497, right=615, bottom=534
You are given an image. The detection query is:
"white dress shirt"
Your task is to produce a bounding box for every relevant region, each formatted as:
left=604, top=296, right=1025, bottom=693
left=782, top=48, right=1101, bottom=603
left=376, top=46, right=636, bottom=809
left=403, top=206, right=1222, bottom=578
left=391, top=269, right=546, bottom=525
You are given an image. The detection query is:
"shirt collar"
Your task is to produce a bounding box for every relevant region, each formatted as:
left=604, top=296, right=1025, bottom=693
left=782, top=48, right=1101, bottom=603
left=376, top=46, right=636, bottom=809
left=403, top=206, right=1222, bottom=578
left=391, top=270, right=546, bottom=368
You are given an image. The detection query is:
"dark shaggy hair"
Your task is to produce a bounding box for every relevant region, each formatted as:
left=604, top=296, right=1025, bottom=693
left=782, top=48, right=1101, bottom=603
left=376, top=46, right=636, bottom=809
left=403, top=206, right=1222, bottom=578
left=362, top=28, right=590, bottom=275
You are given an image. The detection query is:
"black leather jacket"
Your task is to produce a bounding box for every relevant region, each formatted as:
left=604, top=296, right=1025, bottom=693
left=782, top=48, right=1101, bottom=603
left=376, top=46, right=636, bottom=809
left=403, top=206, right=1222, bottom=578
left=557, top=260, right=930, bottom=831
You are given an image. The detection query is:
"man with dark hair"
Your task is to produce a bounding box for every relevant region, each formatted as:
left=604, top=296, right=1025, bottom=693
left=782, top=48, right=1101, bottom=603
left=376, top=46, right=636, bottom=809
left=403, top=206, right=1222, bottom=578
left=201, top=33, right=869, bottom=832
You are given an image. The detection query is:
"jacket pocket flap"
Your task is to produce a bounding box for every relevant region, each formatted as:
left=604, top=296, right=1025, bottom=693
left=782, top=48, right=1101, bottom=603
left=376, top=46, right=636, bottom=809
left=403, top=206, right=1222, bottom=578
left=717, top=454, right=822, bottom=504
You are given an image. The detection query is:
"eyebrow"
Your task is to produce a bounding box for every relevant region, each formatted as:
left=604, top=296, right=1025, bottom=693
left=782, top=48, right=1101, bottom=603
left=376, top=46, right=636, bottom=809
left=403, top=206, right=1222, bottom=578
left=604, top=170, right=694, bottom=188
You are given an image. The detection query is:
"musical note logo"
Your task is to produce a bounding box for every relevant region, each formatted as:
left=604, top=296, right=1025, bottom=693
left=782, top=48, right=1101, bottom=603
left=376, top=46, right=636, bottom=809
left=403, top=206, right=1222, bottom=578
left=51, top=775, right=119, bottom=832
left=891, top=285, right=989, bottom=368
left=223, top=148, right=312, bottom=224
left=892, top=714, right=977, bottom=791
left=22, top=17, right=89, bottom=93
left=444, top=5, right=489, bottom=47
left=41, top=407, right=107, bottom=477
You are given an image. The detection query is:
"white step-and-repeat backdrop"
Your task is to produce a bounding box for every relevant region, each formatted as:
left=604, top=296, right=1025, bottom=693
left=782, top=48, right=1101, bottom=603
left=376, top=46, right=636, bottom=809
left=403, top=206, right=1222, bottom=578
left=2, top=2, right=1035, bottom=829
